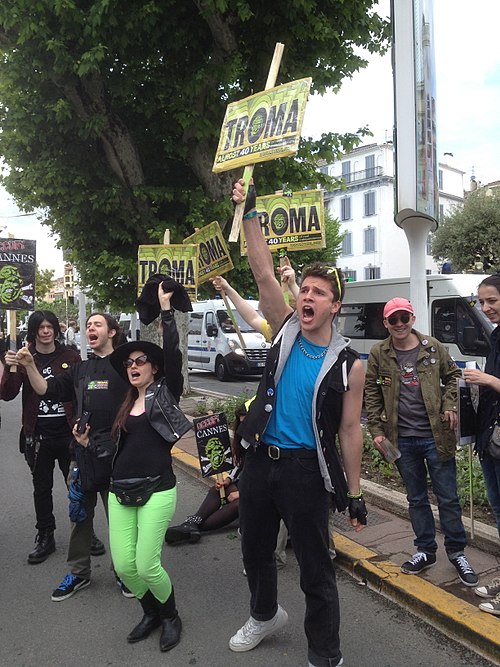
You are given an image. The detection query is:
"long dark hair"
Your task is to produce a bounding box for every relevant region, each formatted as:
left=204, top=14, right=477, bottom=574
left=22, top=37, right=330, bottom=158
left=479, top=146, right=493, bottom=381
left=230, top=402, right=248, bottom=468
left=26, top=310, right=60, bottom=345
left=111, top=387, right=138, bottom=440
left=479, top=274, right=500, bottom=294
left=85, top=312, right=121, bottom=349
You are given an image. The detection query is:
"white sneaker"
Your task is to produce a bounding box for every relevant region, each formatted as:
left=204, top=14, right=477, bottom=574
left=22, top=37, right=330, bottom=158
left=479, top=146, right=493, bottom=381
left=229, top=605, right=288, bottom=652
left=308, top=659, right=343, bottom=667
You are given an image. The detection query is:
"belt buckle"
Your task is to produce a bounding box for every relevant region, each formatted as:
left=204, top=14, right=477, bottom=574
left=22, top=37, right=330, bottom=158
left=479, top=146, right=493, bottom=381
left=268, top=445, right=280, bottom=460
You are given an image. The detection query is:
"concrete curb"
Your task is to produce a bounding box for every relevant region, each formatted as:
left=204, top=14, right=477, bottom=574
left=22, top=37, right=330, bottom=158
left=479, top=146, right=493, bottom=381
left=361, top=479, right=499, bottom=556
left=171, top=444, right=500, bottom=665
left=334, top=533, right=500, bottom=665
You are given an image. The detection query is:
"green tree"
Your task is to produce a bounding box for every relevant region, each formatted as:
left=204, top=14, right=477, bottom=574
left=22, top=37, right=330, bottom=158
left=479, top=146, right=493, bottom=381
left=0, top=1, right=390, bottom=309
left=35, top=265, right=55, bottom=302
left=432, top=188, right=500, bottom=273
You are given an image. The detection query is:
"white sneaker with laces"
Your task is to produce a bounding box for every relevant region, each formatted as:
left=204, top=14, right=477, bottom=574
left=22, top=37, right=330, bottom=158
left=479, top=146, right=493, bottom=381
left=475, top=577, right=500, bottom=599
left=229, top=605, right=288, bottom=652
left=308, top=659, right=343, bottom=667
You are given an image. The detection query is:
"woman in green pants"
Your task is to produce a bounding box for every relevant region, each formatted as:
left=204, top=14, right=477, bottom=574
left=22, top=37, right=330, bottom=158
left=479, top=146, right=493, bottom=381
left=73, top=284, right=191, bottom=651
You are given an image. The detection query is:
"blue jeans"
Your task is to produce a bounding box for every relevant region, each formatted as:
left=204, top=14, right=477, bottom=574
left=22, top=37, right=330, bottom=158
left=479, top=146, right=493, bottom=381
left=239, top=446, right=341, bottom=667
left=396, top=437, right=467, bottom=556
left=481, top=454, right=500, bottom=539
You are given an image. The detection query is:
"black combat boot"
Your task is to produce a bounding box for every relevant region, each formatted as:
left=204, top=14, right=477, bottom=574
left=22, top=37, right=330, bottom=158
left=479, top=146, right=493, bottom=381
left=127, top=590, right=162, bottom=643
left=165, top=515, right=202, bottom=545
left=28, top=529, right=55, bottom=564
left=158, top=589, right=182, bottom=652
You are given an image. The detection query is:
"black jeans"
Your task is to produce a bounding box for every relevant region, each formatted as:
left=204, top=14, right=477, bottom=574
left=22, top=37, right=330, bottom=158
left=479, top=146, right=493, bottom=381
left=32, top=433, right=72, bottom=531
left=239, top=446, right=341, bottom=667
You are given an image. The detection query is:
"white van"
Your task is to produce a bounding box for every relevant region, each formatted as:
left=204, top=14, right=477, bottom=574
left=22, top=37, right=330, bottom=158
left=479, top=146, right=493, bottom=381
left=187, top=299, right=270, bottom=380
left=337, top=274, right=494, bottom=368
left=119, top=312, right=140, bottom=342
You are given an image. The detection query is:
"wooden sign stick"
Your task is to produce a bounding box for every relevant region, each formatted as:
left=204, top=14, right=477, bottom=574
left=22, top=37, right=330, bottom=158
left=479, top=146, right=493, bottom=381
left=279, top=251, right=291, bottom=306
left=228, top=42, right=285, bottom=243
left=220, top=290, right=247, bottom=351
left=216, top=473, right=227, bottom=505
left=8, top=310, right=17, bottom=373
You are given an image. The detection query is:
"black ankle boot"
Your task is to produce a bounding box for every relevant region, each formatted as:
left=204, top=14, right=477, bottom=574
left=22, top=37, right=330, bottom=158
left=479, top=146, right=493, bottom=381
left=127, top=591, right=161, bottom=643
left=165, top=516, right=202, bottom=545
left=158, top=589, right=182, bottom=652
left=28, top=530, right=55, bottom=564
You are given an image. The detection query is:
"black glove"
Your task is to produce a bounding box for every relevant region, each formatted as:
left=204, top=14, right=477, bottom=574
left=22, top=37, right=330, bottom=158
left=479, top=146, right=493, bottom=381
left=348, top=496, right=368, bottom=526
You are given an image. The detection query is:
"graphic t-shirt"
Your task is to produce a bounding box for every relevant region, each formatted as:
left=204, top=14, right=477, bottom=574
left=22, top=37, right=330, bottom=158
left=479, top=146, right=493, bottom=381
left=35, top=351, right=70, bottom=437
left=396, top=345, right=432, bottom=438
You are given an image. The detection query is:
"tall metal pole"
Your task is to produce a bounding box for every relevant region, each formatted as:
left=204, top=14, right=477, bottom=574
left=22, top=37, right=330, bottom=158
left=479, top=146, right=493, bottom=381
left=392, top=0, right=438, bottom=333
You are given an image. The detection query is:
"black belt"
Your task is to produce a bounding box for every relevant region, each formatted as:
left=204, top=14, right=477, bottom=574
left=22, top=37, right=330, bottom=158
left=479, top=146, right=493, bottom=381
left=256, top=444, right=317, bottom=460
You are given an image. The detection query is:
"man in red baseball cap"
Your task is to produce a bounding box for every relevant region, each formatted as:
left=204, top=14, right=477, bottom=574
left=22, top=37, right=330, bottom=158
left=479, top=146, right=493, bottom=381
left=365, top=296, right=478, bottom=587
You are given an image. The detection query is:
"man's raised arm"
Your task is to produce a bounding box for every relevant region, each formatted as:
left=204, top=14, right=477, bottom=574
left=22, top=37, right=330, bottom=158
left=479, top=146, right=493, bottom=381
left=233, top=179, right=293, bottom=331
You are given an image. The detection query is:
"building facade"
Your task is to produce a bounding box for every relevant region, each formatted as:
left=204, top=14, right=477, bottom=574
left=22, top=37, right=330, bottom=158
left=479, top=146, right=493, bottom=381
left=321, top=142, right=465, bottom=281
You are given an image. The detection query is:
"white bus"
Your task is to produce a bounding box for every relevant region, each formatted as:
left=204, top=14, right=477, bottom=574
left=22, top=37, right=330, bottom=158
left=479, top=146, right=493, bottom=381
left=337, top=274, right=494, bottom=368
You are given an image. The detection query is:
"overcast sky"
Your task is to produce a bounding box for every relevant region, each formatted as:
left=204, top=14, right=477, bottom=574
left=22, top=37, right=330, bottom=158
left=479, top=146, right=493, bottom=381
left=1, top=0, right=498, bottom=274
left=303, top=0, right=500, bottom=185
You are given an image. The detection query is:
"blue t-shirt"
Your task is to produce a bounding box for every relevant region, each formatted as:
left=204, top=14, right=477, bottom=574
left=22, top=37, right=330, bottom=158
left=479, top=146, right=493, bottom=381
left=264, top=336, right=327, bottom=449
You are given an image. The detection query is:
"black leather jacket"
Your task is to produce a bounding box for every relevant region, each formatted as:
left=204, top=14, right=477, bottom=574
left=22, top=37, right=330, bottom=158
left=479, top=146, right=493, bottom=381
left=120, top=310, right=191, bottom=447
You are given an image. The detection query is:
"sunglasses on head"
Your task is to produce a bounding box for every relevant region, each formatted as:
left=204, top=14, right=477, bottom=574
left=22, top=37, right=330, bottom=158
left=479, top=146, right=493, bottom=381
left=387, top=313, right=411, bottom=325
left=319, top=265, right=342, bottom=299
left=123, top=354, right=149, bottom=368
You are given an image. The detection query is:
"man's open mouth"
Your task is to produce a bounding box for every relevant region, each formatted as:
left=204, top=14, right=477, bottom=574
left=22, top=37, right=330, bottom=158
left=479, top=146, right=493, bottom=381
left=302, top=305, right=314, bottom=322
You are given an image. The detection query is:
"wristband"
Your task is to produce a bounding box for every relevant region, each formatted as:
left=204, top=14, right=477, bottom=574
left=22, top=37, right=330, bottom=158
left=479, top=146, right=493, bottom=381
left=243, top=210, right=258, bottom=220
left=347, top=490, right=363, bottom=500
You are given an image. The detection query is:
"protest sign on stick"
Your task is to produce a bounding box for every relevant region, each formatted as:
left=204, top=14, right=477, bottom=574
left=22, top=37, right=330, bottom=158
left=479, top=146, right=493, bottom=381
left=213, top=42, right=285, bottom=242
left=0, top=238, right=36, bottom=372
left=240, top=189, right=325, bottom=255
left=183, top=221, right=233, bottom=284
left=138, top=244, right=198, bottom=300
left=193, top=412, right=234, bottom=505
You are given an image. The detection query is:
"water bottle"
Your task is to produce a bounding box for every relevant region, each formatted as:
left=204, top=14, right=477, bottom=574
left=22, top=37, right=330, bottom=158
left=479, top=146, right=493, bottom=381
left=378, top=438, right=401, bottom=464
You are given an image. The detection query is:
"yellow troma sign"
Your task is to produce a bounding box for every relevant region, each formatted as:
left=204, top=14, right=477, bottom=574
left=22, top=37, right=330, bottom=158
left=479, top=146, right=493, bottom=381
left=240, top=190, right=325, bottom=254
left=213, top=78, right=312, bottom=173
left=183, top=221, right=233, bottom=284
left=138, top=244, right=198, bottom=300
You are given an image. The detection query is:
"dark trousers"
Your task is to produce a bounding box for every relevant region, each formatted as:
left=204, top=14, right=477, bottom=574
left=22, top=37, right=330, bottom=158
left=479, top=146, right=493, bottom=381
left=239, top=447, right=341, bottom=667
left=67, top=487, right=108, bottom=580
left=32, top=434, right=72, bottom=532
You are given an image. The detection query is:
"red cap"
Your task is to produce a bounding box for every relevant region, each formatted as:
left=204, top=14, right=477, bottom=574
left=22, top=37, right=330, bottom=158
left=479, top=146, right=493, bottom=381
left=383, top=297, right=414, bottom=319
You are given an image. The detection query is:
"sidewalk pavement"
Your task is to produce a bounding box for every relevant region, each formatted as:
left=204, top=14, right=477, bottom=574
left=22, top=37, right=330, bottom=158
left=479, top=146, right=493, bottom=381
left=176, top=395, right=500, bottom=665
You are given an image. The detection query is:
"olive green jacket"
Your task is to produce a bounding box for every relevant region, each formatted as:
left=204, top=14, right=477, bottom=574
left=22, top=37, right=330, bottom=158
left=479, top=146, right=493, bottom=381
left=365, top=329, right=461, bottom=460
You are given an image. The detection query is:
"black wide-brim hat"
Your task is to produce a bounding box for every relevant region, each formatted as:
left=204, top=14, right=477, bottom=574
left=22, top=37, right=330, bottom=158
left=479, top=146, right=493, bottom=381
left=136, top=274, right=192, bottom=325
left=110, top=341, right=164, bottom=382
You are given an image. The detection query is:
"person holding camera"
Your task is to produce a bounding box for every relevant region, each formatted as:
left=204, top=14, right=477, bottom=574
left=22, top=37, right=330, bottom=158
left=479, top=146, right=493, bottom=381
left=0, top=310, right=81, bottom=565
left=7, top=311, right=128, bottom=601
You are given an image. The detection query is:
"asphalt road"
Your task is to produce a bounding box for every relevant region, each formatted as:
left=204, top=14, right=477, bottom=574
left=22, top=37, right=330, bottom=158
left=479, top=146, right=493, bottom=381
left=0, top=395, right=494, bottom=667
left=187, top=368, right=260, bottom=397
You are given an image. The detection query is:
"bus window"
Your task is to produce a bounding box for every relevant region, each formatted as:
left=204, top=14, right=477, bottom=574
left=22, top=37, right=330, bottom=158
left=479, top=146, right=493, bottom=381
left=338, top=303, right=386, bottom=340
left=432, top=298, right=491, bottom=356
left=364, top=303, right=387, bottom=339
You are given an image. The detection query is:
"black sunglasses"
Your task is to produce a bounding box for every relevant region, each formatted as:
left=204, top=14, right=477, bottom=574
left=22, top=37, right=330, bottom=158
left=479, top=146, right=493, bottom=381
left=387, top=314, right=411, bottom=325
left=123, top=354, right=150, bottom=368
